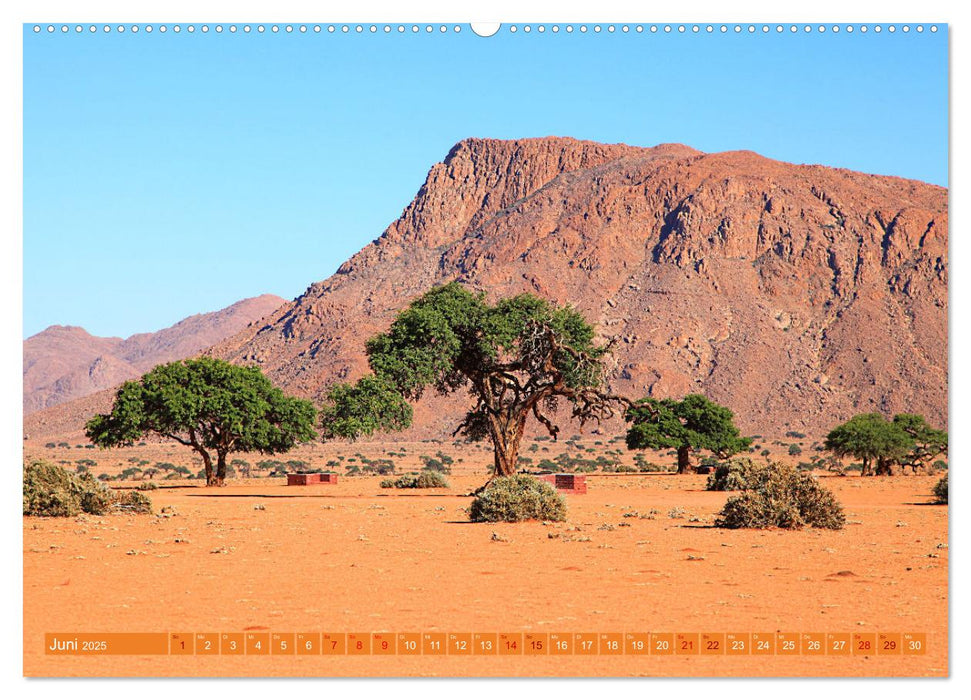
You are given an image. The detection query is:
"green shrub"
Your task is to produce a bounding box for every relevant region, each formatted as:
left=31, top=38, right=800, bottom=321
left=469, top=475, right=566, bottom=523
left=380, top=472, right=449, bottom=489
left=23, top=459, right=151, bottom=516
left=715, top=463, right=845, bottom=530
left=706, top=458, right=760, bottom=491
left=932, top=474, right=948, bottom=504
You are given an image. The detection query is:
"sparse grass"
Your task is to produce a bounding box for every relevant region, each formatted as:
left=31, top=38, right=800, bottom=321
left=469, top=475, right=566, bottom=523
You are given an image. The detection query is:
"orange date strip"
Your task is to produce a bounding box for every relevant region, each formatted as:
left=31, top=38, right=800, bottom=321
left=44, top=632, right=928, bottom=656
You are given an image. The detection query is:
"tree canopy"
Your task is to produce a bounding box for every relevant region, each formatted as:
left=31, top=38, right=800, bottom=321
left=320, top=282, right=627, bottom=479
left=625, top=394, right=752, bottom=473
left=85, top=357, right=317, bottom=486
left=892, top=413, right=948, bottom=472
left=824, top=412, right=947, bottom=475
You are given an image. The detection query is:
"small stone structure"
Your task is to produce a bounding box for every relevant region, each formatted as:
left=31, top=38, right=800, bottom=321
left=537, top=473, right=587, bottom=494
left=287, top=473, right=339, bottom=486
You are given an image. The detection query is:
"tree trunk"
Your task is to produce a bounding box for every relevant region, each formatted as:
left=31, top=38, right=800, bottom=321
left=875, top=457, right=893, bottom=476
left=676, top=445, right=692, bottom=474
left=215, top=451, right=228, bottom=487
left=490, top=414, right=526, bottom=478
left=861, top=456, right=871, bottom=476
left=199, top=449, right=215, bottom=486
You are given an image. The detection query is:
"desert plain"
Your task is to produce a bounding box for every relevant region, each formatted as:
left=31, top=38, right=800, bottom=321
left=23, top=438, right=948, bottom=678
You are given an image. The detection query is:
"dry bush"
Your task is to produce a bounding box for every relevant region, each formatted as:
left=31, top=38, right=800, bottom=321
left=380, top=471, right=449, bottom=489
left=706, top=457, right=760, bottom=491
left=469, top=475, right=566, bottom=523
left=23, top=459, right=152, bottom=517
left=716, top=462, right=845, bottom=530
left=113, top=490, right=153, bottom=514
left=933, top=474, right=948, bottom=504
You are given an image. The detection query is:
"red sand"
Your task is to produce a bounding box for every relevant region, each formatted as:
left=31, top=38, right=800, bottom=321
left=23, top=472, right=947, bottom=677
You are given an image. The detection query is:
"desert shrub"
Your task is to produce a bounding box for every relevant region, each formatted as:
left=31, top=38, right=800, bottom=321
left=535, top=459, right=558, bottom=472
left=706, top=458, right=760, bottom=491
left=603, top=464, right=638, bottom=473
left=137, top=481, right=158, bottom=491
left=113, top=490, right=153, bottom=514
left=44, top=442, right=56, bottom=449
left=715, top=462, right=845, bottom=530
left=360, top=457, right=396, bottom=475
left=258, top=459, right=285, bottom=472
left=380, top=472, right=449, bottom=489
left=23, top=459, right=151, bottom=516
left=119, top=467, right=143, bottom=480
left=788, top=443, right=802, bottom=456
left=933, top=474, right=948, bottom=504
left=24, top=459, right=102, bottom=516
left=469, top=475, right=566, bottom=523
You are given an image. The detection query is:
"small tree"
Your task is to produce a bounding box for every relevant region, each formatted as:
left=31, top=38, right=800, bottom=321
left=320, top=283, right=627, bottom=484
left=86, top=358, right=317, bottom=486
left=824, top=413, right=917, bottom=476
left=625, top=394, right=752, bottom=473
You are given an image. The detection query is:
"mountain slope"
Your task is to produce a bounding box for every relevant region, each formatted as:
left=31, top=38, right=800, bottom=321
left=23, top=294, right=286, bottom=415
left=26, top=136, right=947, bottom=440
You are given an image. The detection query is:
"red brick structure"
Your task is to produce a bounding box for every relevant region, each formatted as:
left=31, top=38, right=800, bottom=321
left=537, top=473, right=587, bottom=494
left=287, top=473, right=339, bottom=486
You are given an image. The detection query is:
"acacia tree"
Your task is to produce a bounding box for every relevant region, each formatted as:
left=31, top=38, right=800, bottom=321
left=892, top=414, right=948, bottom=473
left=825, top=412, right=946, bottom=476
left=319, top=283, right=628, bottom=480
left=85, top=358, right=318, bottom=486
left=625, top=394, right=752, bottom=473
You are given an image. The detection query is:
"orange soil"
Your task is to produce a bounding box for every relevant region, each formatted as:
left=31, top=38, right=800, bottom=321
left=23, top=469, right=948, bottom=677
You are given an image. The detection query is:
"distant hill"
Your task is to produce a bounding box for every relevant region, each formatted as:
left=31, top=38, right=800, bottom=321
left=23, top=294, right=286, bottom=415
left=25, top=137, right=947, bottom=441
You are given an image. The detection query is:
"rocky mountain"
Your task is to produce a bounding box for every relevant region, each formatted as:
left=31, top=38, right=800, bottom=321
left=25, top=137, right=947, bottom=441
left=23, top=294, right=286, bottom=415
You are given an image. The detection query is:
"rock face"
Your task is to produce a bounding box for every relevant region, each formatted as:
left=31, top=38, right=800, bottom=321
left=25, top=137, right=947, bottom=440
left=23, top=294, right=286, bottom=415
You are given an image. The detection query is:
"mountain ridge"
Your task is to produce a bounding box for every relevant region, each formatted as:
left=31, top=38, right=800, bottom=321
left=24, top=137, right=947, bottom=441
left=23, top=294, right=287, bottom=416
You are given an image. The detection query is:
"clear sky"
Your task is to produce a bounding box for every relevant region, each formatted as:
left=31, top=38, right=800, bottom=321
left=23, top=23, right=948, bottom=339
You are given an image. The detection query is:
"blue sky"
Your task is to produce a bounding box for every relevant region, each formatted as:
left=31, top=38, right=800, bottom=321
left=23, top=24, right=948, bottom=339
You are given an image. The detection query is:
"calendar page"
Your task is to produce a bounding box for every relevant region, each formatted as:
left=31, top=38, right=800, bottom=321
left=21, top=16, right=948, bottom=680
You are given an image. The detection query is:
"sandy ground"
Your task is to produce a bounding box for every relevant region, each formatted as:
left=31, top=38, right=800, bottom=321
left=23, top=466, right=947, bottom=678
